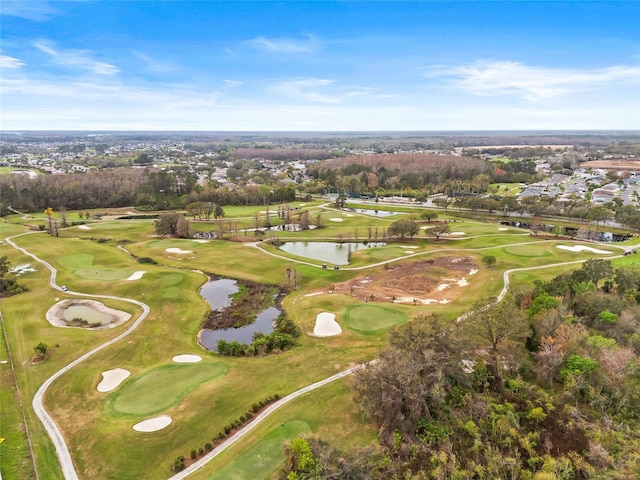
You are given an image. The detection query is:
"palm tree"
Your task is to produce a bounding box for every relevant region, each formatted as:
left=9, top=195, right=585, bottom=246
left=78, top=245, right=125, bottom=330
left=44, top=207, right=54, bottom=234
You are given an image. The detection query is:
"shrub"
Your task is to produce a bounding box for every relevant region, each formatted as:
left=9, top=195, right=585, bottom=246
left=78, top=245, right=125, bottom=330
left=204, top=442, right=213, bottom=452
left=224, top=425, right=232, bottom=434
left=252, top=403, right=261, bottom=413
left=190, top=449, right=197, bottom=460
left=198, top=447, right=204, bottom=455
left=138, top=257, right=157, bottom=264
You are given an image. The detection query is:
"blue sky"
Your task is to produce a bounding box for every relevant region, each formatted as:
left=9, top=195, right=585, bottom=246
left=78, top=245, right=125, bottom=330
left=1, top=1, right=639, bottom=130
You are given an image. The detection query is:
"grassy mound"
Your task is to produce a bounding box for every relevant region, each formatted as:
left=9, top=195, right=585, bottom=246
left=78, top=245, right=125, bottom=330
left=111, top=363, right=228, bottom=415
left=344, top=304, right=409, bottom=332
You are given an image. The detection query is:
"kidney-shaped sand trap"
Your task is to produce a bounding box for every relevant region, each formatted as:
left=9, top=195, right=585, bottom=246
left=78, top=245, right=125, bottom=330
left=166, top=247, right=193, bottom=254
left=557, top=245, right=612, bottom=254
left=133, top=415, right=172, bottom=432
left=97, top=368, right=130, bottom=393
left=314, top=312, right=342, bottom=337
left=125, top=271, right=145, bottom=281
left=172, top=354, right=202, bottom=363
left=329, top=218, right=344, bottom=222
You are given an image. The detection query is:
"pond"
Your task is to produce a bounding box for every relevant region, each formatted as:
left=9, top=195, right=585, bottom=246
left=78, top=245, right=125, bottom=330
left=200, top=307, right=280, bottom=352
left=63, top=305, right=113, bottom=326
left=278, top=241, right=387, bottom=265
left=200, top=278, right=238, bottom=310
left=199, top=278, right=281, bottom=352
left=347, top=208, right=401, bottom=217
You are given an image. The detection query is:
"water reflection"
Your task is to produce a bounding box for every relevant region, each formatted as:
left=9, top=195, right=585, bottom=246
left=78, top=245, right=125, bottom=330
left=278, top=241, right=386, bottom=265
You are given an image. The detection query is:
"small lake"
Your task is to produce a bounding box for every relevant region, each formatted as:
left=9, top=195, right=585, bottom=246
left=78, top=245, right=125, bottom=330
left=200, top=307, right=280, bottom=352
left=278, top=241, right=386, bottom=265
left=63, top=305, right=113, bottom=326
left=347, top=208, right=401, bottom=217
left=199, top=278, right=281, bottom=352
left=200, top=278, right=239, bottom=310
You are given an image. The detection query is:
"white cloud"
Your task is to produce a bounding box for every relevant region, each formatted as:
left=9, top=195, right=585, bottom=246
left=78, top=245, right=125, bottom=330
left=224, top=80, right=243, bottom=88
left=34, top=41, right=120, bottom=75
left=270, top=78, right=372, bottom=103
left=131, top=51, right=175, bottom=73
left=425, top=60, right=640, bottom=101
left=0, top=0, right=58, bottom=22
left=243, top=34, right=319, bottom=54
left=0, top=54, right=25, bottom=69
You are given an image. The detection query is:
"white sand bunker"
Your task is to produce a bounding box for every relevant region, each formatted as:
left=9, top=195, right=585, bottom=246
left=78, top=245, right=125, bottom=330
left=304, top=291, right=324, bottom=297
left=46, top=299, right=131, bottom=330
left=469, top=269, right=478, bottom=275
left=78, top=225, right=91, bottom=230
left=172, top=354, right=202, bottom=363
left=97, top=368, right=130, bottom=393
left=557, top=245, right=612, bottom=254
left=400, top=246, right=418, bottom=249
left=448, top=232, right=465, bottom=236
left=133, top=415, right=172, bottom=432
left=125, top=271, right=145, bottom=281
left=314, top=312, right=342, bottom=337
left=193, top=239, right=209, bottom=243
left=498, top=227, right=509, bottom=231
left=329, top=218, right=344, bottom=222
left=166, top=247, right=193, bottom=254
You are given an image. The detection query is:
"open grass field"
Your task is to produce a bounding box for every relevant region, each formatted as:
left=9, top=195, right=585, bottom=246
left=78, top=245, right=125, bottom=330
left=1, top=205, right=637, bottom=480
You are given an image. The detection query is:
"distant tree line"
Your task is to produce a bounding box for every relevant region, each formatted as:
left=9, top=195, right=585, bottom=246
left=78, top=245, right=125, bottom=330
left=0, top=167, right=297, bottom=214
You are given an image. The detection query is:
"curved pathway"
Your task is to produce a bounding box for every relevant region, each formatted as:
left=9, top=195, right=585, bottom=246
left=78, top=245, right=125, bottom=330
left=6, top=232, right=151, bottom=480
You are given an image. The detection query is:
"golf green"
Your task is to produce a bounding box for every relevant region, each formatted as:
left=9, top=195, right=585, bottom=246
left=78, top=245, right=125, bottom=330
left=75, top=268, right=131, bottom=281
left=111, top=363, right=228, bottom=416
left=344, top=304, right=409, bottom=332
left=504, top=245, right=548, bottom=257
left=58, top=253, right=94, bottom=269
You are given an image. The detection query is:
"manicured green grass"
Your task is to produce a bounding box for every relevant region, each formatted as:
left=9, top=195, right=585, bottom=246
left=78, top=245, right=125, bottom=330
left=344, top=304, right=409, bottom=332
left=0, top=323, right=37, bottom=480
left=504, top=245, right=550, bottom=257
left=110, top=363, right=228, bottom=415
left=58, top=253, right=94, bottom=269
left=207, top=419, right=311, bottom=480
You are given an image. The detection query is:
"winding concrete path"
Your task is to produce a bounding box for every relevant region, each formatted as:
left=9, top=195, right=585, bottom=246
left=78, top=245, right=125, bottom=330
left=6, top=232, right=151, bottom=480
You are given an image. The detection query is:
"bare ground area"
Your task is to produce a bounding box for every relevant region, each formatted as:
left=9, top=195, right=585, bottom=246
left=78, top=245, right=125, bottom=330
left=329, top=256, right=478, bottom=304
left=580, top=159, right=640, bottom=170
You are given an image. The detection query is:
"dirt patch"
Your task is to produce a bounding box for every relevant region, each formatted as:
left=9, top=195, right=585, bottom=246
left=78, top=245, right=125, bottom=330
left=330, top=256, right=478, bottom=303
left=580, top=159, right=640, bottom=170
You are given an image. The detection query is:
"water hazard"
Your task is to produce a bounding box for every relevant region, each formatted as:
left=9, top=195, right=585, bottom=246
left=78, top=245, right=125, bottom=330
left=278, top=241, right=386, bottom=265
left=199, top=279, right=280, bottom=352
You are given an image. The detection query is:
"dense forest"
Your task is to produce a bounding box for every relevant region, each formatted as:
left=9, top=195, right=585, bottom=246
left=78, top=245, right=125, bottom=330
left=282, top=261, right=640, bottom=479
left=306, top=153, right=538, bottom=196
left=0, top=168, right=297, bottom=213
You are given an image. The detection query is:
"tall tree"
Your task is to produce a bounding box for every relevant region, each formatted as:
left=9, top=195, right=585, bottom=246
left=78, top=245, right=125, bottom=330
left=464, top=298, right=529, bottom=392
left=582, top=259, right=613, bottom=288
